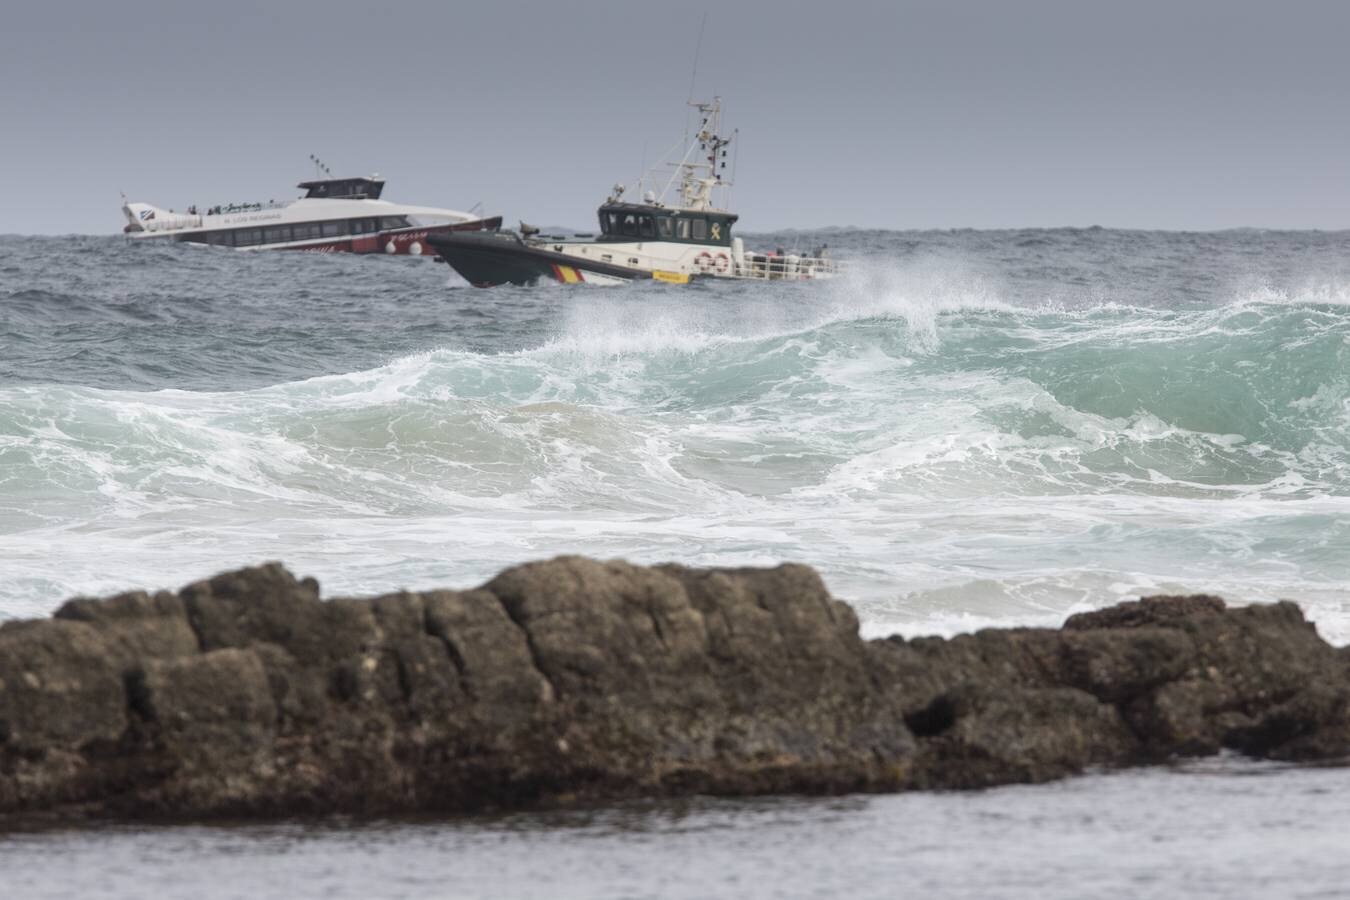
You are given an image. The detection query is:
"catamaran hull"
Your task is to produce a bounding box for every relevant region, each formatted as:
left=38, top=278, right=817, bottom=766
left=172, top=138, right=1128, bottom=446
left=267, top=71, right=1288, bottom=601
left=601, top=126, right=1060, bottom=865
left=428, top=232, right=643, bottom=287
left=284, top=218, right=503, bottom=255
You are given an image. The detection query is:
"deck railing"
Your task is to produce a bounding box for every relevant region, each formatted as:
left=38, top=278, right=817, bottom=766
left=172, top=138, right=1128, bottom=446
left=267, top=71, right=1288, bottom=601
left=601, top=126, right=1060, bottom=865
left=737, top=253, right=842, bottom=281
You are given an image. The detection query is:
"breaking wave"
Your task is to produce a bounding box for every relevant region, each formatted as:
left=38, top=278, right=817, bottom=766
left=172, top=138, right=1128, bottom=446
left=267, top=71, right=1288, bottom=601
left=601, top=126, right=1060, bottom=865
left=2, top=250, right=1347, bottom=642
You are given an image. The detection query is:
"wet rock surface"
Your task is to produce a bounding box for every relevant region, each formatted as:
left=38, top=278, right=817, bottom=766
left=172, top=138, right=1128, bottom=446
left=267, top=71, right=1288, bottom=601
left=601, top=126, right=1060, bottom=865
left=1, top=558, right=1347, bottom=824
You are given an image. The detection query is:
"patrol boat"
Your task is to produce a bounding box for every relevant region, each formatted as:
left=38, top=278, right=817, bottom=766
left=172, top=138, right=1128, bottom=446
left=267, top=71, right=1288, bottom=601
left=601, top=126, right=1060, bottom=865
left=121, top=160, right=500, bottom=255
left=428, top=98, right=838, bottom=286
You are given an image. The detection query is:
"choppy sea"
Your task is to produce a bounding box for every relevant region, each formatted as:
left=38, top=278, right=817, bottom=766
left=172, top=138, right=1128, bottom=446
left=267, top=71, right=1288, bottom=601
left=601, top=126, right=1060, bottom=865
left=1, top=228, right=1348, bottom=896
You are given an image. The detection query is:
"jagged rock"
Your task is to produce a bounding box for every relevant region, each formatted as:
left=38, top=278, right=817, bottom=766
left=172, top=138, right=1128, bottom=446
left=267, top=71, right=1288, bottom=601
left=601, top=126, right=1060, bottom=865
left=0, top=619, right=127, bottom=750
left=0, top=560, right=1347, bottom=825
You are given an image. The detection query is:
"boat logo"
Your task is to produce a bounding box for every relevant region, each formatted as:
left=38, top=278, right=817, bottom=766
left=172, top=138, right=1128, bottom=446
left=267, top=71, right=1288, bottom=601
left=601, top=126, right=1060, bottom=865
left=710, top=222, right=721, bottom=241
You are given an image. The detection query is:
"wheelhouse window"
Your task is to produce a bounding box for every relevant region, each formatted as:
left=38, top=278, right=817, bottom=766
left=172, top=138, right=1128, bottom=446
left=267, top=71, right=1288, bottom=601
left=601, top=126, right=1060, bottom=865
left=598, top=208, right=667, bottom=240
left=691, top=218, right=707, bottom=241
left=675, top=218, right=691, bottom=240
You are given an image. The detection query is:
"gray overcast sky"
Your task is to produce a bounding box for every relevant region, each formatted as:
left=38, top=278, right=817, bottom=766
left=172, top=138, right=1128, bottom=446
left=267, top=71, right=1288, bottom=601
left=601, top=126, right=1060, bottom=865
left=3, top=0, right=1349, bottom=234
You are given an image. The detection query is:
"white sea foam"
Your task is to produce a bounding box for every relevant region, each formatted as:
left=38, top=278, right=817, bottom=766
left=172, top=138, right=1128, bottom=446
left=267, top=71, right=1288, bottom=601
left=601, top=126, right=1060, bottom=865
left=0, top=263, right=1347, bottom=645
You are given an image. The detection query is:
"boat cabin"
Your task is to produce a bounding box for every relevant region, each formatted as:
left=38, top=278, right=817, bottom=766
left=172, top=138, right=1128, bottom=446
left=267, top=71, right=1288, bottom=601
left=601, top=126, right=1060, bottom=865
left=178, top=215, right=411, bottom=247
left=297, top=177, right=386, bottom=200
left=596, top=203, right=737, bottom=247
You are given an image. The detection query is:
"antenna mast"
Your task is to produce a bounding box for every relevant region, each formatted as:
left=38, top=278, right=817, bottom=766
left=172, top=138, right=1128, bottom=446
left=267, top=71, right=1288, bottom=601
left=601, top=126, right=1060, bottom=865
left=686, top=11, right=708, bottom=105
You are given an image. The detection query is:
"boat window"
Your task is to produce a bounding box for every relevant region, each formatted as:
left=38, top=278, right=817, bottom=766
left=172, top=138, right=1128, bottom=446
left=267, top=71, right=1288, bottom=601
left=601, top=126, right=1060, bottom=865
left=692, top=218, right=707, bottom=241
left=657, top=217, right=674, bottom=238
left=322, top=220, right=348, bottom=237
left=602, top=212, right=620, bottom=235
left=675, top=218, right=691, bottom=240
left=350, top=218, right=374, bottom=235
left=263, top=226, right=288, bottom=244
left=235, top=228, right=262, bottom=246
left=638, top=216, right=656, bottom=238
left=381, top=216, right=409, bottom=230
left=621, top=214, right=638, bottom=237
left=208, top=231, right=231, bottom=246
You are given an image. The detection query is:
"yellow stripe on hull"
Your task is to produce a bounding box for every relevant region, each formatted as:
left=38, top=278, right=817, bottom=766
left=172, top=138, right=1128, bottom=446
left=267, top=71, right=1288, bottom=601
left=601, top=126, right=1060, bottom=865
left=652, top=270, right=690, bottom=284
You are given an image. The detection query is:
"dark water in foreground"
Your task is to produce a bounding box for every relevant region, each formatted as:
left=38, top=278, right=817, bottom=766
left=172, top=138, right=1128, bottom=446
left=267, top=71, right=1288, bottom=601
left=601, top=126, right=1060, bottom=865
left=5, top=758, right=1349, bottom=899
left=1, top=229, right=1348, bottom=895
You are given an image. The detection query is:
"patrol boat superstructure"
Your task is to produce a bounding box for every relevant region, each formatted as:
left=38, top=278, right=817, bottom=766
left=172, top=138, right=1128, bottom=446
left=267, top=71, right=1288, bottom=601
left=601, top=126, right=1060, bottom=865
left=428, top=99, right=837, bottom=286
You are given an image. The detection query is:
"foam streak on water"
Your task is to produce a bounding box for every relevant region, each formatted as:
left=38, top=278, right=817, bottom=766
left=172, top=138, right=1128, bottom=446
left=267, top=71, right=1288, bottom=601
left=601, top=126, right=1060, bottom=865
left=0, top=231, right=1347, bottom=643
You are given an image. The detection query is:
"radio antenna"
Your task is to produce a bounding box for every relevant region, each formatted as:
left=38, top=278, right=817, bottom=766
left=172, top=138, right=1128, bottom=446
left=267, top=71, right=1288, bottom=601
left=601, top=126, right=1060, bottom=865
left=686, top=11, right=708, bottom=105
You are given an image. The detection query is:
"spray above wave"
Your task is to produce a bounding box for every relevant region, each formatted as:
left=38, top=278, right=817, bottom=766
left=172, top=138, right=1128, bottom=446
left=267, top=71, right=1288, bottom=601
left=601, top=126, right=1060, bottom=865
left=532, top=256, right=1013, bottom=357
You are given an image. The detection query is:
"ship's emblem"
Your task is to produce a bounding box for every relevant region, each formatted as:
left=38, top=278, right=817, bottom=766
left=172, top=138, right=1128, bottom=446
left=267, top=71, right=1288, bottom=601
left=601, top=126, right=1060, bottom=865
left=138, top=210, right=155, bottom=221
left=710, top=223, right=721, bottom=240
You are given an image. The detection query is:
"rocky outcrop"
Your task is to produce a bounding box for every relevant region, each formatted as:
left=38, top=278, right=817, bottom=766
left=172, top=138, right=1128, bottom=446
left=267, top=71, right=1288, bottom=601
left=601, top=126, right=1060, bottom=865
left=1, top=558, right=1347, bottom=824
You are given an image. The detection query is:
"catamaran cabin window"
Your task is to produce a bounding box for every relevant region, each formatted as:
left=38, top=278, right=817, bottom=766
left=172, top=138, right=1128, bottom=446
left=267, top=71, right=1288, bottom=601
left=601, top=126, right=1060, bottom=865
left=263, top=226, right=289, bottom=244
left=350, top=218, right=376, bottom=235
left=208, top=232, right=231, bottom=246
left=235, top=229, right=263, bottom=246
left=322, top=220, right=347, bottom=237
left=692, top=219, right=707, bottom=241
left=381, top=217, right=409, bottom=230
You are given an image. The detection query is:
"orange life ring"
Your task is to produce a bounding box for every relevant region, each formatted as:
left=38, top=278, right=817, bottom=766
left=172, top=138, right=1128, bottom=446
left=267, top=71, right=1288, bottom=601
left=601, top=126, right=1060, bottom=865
left=714, top=252, right=730, bottom=273
left=695, top=251, right=714, bottom=272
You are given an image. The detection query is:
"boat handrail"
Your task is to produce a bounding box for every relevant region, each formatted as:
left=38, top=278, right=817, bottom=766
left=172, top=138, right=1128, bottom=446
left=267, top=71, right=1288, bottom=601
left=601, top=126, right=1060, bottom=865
left=205, top=200, right=291, bottom=216
left=737, top=252, right=843, bottom=281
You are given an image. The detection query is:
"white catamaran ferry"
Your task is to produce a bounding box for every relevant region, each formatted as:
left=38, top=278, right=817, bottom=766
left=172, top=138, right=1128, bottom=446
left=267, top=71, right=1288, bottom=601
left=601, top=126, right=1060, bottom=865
left=121, top=165, right=500, bottom=255
left=428, top=98, right=838, bottom=286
